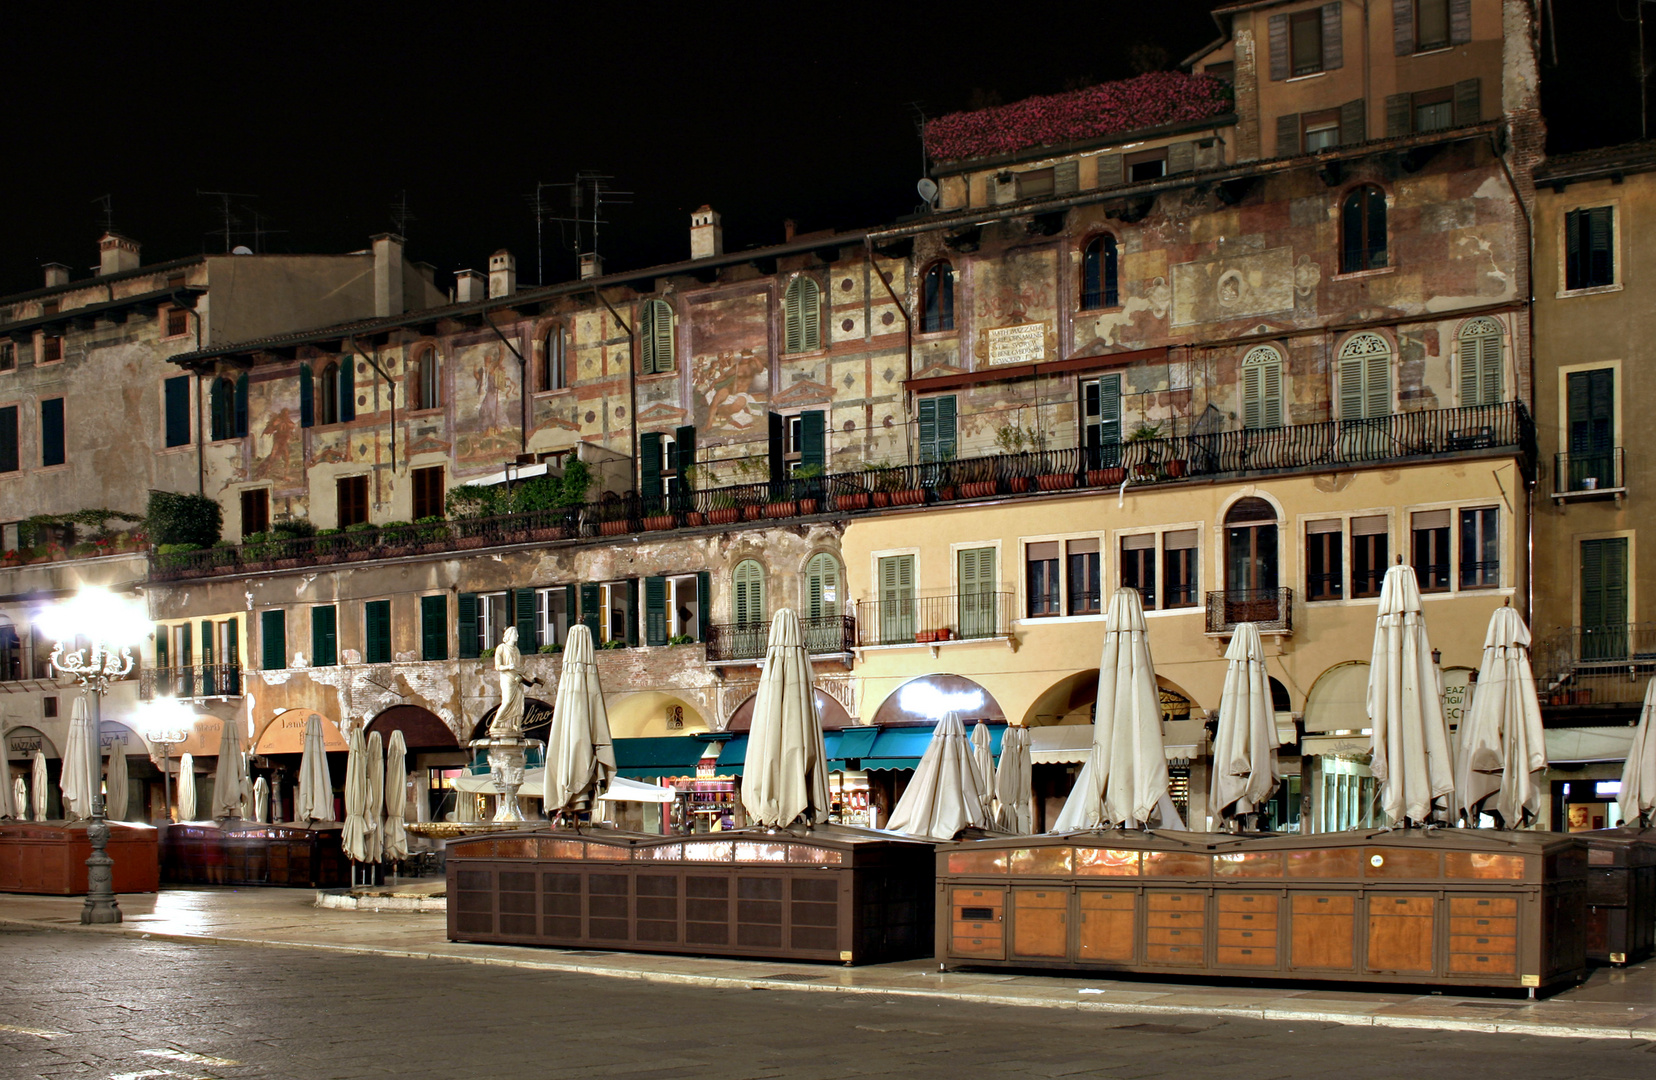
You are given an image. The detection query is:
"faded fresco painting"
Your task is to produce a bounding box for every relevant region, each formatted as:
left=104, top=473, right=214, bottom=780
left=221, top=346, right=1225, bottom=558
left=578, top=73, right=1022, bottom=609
left=689, top=290, right=770, bottom=434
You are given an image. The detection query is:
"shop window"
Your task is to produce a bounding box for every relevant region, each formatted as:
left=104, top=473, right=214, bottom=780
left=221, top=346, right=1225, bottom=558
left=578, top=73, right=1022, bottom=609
left=783, top=277, right=821, bottom=353
left=1458, top=506, right=1499, bottom=589
left=1458, top=318, right=1504, bottom=407
left=240, top=489, right=269, bottom=538
left=1565, top=207, right=1615, bottom=291
left=1080, top=234, right=1118, bottom=310
left=311, top=605, right=338, bottom=668
left=1411, top=509, right=1451, bottom=592
left=1306, top=519, right=1343, bottom=601
left=1341, top=186, right=1387, bottom=273
left=1066, top=538, right=1101, bottom=616
left=412, top=466, right=444, bottom=521
left=1162, top=529, right=1199, bottom=608
left=921, top=262, right=954, bottom=333
left=733, top=560, right=766, bottom=627
left=1026, top=542, right=1060, bottom=617
left=1350, top=515, right=1389, bottom=598
left=1120, top=534, right=1157, bottom=609
left=336, top=475, right=369, bottom=528
left=639, top=299, right=674, bottom=374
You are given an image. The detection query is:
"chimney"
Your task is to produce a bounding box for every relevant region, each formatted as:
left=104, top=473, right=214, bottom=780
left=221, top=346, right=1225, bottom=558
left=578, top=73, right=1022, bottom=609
left=690, top=205, right=723, bottom=259
left=42, top=263, right=71, bottom=288
left=455, top=269, right=487, bottom=303
left=371, top=233, right=405, bottom=318
left=579, top=252, right=603, bottom=280
left=98, top=233, right=140, bottom=276
left=488, top=249, right=516, bottom=298
left=783, top=219, right=796, bottom=243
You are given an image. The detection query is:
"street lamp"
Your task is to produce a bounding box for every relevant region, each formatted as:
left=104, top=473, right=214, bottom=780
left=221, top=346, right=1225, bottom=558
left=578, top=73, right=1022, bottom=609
left=136, top=696, right=191, bottom=824
left=40, top=585, right=149, bottom=925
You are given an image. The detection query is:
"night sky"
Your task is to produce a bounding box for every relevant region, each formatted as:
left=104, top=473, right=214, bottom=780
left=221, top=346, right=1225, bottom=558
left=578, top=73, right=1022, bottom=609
left=1, top=1, right=1642, bottom=298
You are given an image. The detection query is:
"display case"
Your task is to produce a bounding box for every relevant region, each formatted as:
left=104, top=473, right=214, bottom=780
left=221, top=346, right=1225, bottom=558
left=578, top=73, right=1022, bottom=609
left=161, top=821, right=350, bottom=888
left=447, top=824, right=936, bottom=964
left=0, top=821, right=160, bottom=895
left=936, top=828, right=1587, bottom=992
left=1582, top=827, right=1656, bottom=966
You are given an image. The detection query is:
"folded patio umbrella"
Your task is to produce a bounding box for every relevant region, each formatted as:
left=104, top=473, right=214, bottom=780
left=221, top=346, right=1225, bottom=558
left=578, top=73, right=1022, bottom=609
left=104, top=742, right=129, bottom=822
left=543, top=624, right=617, bottom=816
left=14, top=776, right=28, bottom=821
left=1209, top=622, right=1280, bottom=825
left=383, top=730, right=409, bottom=862
left=994, top=724, right=1032, bottom=834
left=212, top=714, right=246, bottom=820
left=970, top=721, right=995, bottom=823
left=1619, top=679, right=1656, bottom=825
left=888, top=711, right=988, bottom=839
left=295, top=714, right=333, bottom=824
left=30, top=752, right=49, bottom=821
left=365, top=731, right=385, bottom=863
left=1367, top=563, right=1456, bottom=825
left=0, top=751, right=15, bottom=818
left=342, top=726, right=370, bottom=863
left=1454, top=605, right=1547, bottom=827
left=240, top=751, right=255, bottom=820
left=60, top=696, right=96, bottom=821
left=253, top=775, right=270, bottom=823
left=740, top=609, right=831, bottom=828
left=176, top=753, right=196, bottom=821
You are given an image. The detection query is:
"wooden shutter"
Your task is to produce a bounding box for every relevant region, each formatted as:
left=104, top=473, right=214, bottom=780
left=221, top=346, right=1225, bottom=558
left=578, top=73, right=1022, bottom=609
left=164, top=376, right=191, bottom=447
left=1393, top=0, right=1414, bottom=54
left=674, top=425, right=697, bottom=476
left=806, top=554, right=839, bottom=619
left=421, top=595, right=447, bottom=661
left=1097, top=375, right=1121, bottom=447
left=225, top=618, right=239, bottom=671
left=799, top=410, right=825, bottom=470
left=365, top=600, right=391, bottom=664
left=515, top=587, right=537, bottom=649
left=624, top=578, right=639, bottom=647
left=1589, top=207, right=1614, bottom=286
left=259, top=610, right=284, bottom=670
left=1567, top=369, right=1615, bottom=453
left=1581, top=538, right=1628, bottom=638
left=1565, top=209, right=1583, bottom=288
left=234, top=374, right=249, bottom=437
left=734, top=561, right=765, bottom=625
left=312, top=605, right=337, bottom=667
left=580, top=583, right=602, bottom=640
left=563, top=584, right=578, bottom=646
left=879, top=555, right=915, bottom=643
left=178, top=622, right=192, bottom=667
left=1339, top=357, right=1366, bottom=420
left=695, top=571, right=711, bottom=641
left=1365, top=351, right=1391, bottom=418
left=338, top=363, right=355, bottom=423
left=1449, top=0, right=1472, bottom=44
left=645, top=576, right=668, bottom=645
left=1479, top=332, right=1502, bottom=406
left=1167, top=140, right=1195, bottom=175
left=1252, top=361, right=1283, bottom=428
left=457, top=593, right=479, bottom=659
left=1095, top=153, right=1123, bottom=188
left=790, top=278, right=820, bottom=351
left=1339, top=98, right=1366, bottom=145
left=768, top=411, right=786, bottom=486
left=1053, top=159, right=1079, bottom=195
left=984, top=176, right=998, bottom=205
left=1269, top=13, right=1290, bottom=79
left=1321, top=2, right=1343, bottom=69
left=156, top=624, right=169, bottom=672
left=1453, top=78, right=1480, bottom=127
left=40, top=398, right=64, bottom=467
left=917, top=397, right=937, bottom=462
left=1385, top=94, right=1412, bottom=137
left=936, top=395, right=957, bottom=460
left=1460, top=327, right=1502, bottom=407
left=1276, top=113, right=1301, bottom=157
left=784, top=279, right=804, bottom=354
left=299, top=364, right=314, bottom=429
left=1243, top=364, right=1262, bottom=429
left=0, top=405, right=16, bottom=473
left=639, top=431, right=663, bottom=509
left=651, top=300, right=674, bottom=373
left=958, top=546, right=997, bottom=637
left=201, top=621, right=214, bottom=668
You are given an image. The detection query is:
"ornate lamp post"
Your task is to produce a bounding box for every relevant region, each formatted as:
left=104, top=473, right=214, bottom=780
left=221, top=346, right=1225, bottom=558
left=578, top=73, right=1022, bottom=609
left=137, top=697, right=191, bottom=823
left=41, top=586, right=149, bottom=925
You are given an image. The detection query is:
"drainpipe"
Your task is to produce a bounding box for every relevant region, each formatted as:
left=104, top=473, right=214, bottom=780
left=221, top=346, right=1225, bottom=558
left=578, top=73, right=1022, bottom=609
left=194, top=372, right=205, bottom=496
left=480, top=314, right=529, bottom=458
left=347, top=337, right=397, bottom=472
left=865, top=238, right=914, bottom=462
left=1491, top=129, right=1536, bottom=622
left=592, top=289, right=639, bottom=494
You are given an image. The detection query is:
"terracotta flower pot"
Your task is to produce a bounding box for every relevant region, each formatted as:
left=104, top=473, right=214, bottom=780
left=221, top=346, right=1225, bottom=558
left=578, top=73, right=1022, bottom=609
left=1164, top=459, right=1188, bottom=478
left=708, top=507, right=740, bottom=525
left=599, top=519, right=630, bottom=536
left=798, top=498, right=819, bottom=515
left=891, top=489, right=925, bottom=506
left=836, top=493, right=871, bottom=511
left=1005, top=476, right=1031, bottom=493
left=765, top=501, right=798, bottom=518
left=742, top=504, right=766, bottom=522
left=961, top=481, right=997, bottom=498
left=683, top=511, right=705, bottom=527
left=1037, top=473, right=1076, bottom=490
left=644, top=514, right=675, bottom=531
left=1088, top=468, right=1127, bottom=486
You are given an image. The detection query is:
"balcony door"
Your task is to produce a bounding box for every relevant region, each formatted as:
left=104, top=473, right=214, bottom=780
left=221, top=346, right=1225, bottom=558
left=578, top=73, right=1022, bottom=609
left=878, top=555, right=915, bottom=645
left=1567, top=368, right=1614, bottom=491
left=1224, top=497, right=1279, bottom=624
left=957, top=547, right=997, bottom=639
left=1082, top=374, right=1122, bottom=469
left=1580, top=537, right=1628, bottom=662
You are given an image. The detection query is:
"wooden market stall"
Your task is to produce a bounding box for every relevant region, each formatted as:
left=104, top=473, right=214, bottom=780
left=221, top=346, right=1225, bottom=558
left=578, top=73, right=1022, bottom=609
left=447, top=824, right=936, bottom=964
left=1582, top=826, right=1656, bottom=966
left=936, top=828, right=1588, bottom=993
left=161, top=821, right=350, bottom=888
left=0, top=821, right=159, bottom=895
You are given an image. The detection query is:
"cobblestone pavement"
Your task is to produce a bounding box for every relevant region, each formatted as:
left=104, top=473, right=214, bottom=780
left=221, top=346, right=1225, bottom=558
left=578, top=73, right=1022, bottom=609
left=3, top=925, right=1654, bottom=1080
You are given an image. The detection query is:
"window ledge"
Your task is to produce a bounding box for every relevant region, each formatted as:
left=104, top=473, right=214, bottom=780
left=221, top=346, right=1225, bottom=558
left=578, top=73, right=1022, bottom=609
left=1332, top=265, right=1396, bottom=282
left=531, top=388, right=572, bottom=397
left=1205, top=626, right=1292, bottom=639
left=1286, top=71, right=1328, bottom=83
left=1557, top=283, right=1623, bottom=299
left=855, top=634, right=1014, bottom=659
left=407, top=406, right=444, bottom=417
left=1552, top=485, right=1627, bottom=505
left=1410, top=45, right=1456, bottom=58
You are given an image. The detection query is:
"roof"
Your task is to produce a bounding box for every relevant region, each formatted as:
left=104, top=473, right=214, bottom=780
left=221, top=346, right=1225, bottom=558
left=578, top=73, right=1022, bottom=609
left=1534, top=140, right=1656, bottom=186
left=0, top=286, right=196, bottom=340
left=0, top=255, right=201, bottom=307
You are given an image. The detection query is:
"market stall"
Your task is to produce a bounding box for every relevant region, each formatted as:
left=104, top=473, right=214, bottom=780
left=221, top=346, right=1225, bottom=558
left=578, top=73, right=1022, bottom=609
left=1582, top=826, right=1656, bottom=965
left=0, top=820, right=159, bottom=895
left=161, top=820, right=350, bottom=888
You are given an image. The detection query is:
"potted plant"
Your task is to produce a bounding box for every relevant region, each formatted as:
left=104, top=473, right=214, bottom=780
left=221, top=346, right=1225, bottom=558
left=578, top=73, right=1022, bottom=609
left=959, top=460, right=997, bottom=500
left=1087, top=462, right=1128, bottom=486
left=707, top=491, right=740, bottom=526
left=792, top=463, right=825, bottom=514
left=598, top=497, right=631, bottom=536
left=834, top=475, right=871, bottom=511
left=1127, top=422, right=1164, bottom=478
left=343, top=521, right=379, bottom=560
left=313, top=529, right=346, bottom=562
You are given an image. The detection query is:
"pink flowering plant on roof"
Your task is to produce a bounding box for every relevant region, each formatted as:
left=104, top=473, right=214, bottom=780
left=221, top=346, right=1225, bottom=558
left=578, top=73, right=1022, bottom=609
left=924, top=72, right=1233, bottom=163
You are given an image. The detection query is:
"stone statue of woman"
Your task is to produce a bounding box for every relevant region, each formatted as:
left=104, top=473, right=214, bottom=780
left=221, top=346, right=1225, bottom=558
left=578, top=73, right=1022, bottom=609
left=489, top=626, right=526, bottom=738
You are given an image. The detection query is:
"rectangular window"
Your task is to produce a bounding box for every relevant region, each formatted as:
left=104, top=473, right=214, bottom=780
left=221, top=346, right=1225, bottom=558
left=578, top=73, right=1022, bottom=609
left=1125, top=148, right=1167, bottom=183
left=0, top=342, right=14, bottom=371
left=1016, top=168, right=1055, bottom=199
left=311, top=605, right=338, bottom=668
left=878, top=554, right=916, bottom=644
left=1302, top=109, right=1340, bottom=152
left=917, top=396, right=958, bottom=464
left=165, top=306, right=189, bottom=337
left=1350, top=515, right=1389, bottom=598
left=1205, top=61, right=1234, bottom=84
left=671, top=575, right=704, bottom=639
left=1290, top=8, right=1324, bottom=75
left=1026, top=542, right=1060, bottom=617
left=260, top=610, right=286, bottom=671
left=1458, top=507, right=1499, bottom=589
left=1565, top=367, right=1615, bottom=491
left=39, top=398, right=63, bottom=467
left=1565, top=207, right=1615, bottom=291
left=1066, top=539, right=1101, bottom=616
left=1082, top=374, right=1122, bottom=467
left=420, top=595, right=447, bottom=661
left=0, top=406, right=16, bottom=473
left=477, top=591, right=508, bottom=655
left=412, top=466, right=444, bottom=521
left=957, top=546, right=998, bottom=639
left=1415, top=0, right=1451, bottom=51
left=1306, top=519, right=1344, bottom=601
left=241, top=489, right=270, bottom=538
left=1163, top=529, right=1199, bottom=608
left=1412, top=86, right=1453, bottom=133
left=1581, top=537, right=1630, bottom=660
left=336, top=475, right=369, bottom=528
left=537, top=587, right=570, bottom=649
left=598, top=581, right=633, bottom=646
left=364, top=600, right=392, bottom=664
left=1411, top=509, right=1452, bottom=593
left=164, top=376, right=191, bottom=448
left=39, top=335, right=62, bottom=364
left=1120, top=534, right=1157, bottom=609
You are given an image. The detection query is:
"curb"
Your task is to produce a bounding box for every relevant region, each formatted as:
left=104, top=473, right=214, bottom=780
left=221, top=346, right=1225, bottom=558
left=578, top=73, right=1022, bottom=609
left=1, top=915, right=1647, bottom=1042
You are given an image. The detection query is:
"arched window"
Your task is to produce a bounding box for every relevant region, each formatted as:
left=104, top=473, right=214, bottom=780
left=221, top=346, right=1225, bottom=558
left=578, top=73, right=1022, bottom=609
left=318, top=361, right=340, bottom=425
left=804, top=553, right=841, bottom=620
left=783, top=276, right=821, bottom=353
left=299, top=363, right=314, bottom=429
left=639, top=299, right=674, bottom=374
left=338, top=360, right=356, bottom=422
left=540, top=326, right=566, bottom=392
left=412, top=348, right=439, bottom=411
left=209, top=375, right=237, bottom=441
left=1336, top=332, right=1392, bottom=420
left=732, top=560, right=766, bottom=626
left=1458, top=317, right=1503, bottom=407
left=1341, top=185, right=1387, bottom=273
left=1080, top=234, right=1118, bottom=310
left=1240, top=345, right=1284, bottom=430
left=921, top=262, right=955, bottom=333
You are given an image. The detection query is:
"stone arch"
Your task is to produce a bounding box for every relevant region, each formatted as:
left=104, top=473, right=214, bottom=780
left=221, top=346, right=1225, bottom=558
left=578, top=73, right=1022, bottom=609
left=1018, top=670, right=1100, bottom=727
left=726, top=688, right=853, bottom=732
left=869, top=673, right=1006, bottom=727
left=606, top=692, right=709, bottom=740
left=367, top=704, right=459, bottom=750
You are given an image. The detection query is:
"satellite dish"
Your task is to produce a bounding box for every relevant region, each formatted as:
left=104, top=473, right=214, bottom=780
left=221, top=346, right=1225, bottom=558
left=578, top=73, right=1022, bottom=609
left=231, top=245, right=254, bottom=255
left=916, top=178, right=939, bottom=205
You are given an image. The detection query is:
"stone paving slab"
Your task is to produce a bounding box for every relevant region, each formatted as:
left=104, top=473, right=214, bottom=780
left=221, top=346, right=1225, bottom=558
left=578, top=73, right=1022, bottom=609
left=2, top=886, right=1654, bottom=1042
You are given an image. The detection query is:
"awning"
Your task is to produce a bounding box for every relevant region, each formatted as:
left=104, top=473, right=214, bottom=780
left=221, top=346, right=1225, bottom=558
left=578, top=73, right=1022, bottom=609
left=463, top=461, right=551, bottom=488
left=863, top=724, right=1005, bottom=772
left=613, top=736, right=717, bottom=779
left=717, top=735, right=749, bottom=776
left=1546, top=726, right=1637, bottom=765
left=1027, top=724, right=1201, bottom=765
left=831, top=726, right=879, bottom=766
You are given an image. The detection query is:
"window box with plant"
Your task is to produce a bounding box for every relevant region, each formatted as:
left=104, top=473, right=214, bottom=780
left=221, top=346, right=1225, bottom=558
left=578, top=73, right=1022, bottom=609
left=791, top=462, right=825, bottom=514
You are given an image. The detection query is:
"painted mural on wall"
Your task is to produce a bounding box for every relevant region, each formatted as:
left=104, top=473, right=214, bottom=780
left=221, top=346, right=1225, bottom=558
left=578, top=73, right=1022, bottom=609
left=689, top=290, right=770, bottom=434
left=454, top=343, right=522, bottom=466
left=971, top=245, right=1057, bottom=339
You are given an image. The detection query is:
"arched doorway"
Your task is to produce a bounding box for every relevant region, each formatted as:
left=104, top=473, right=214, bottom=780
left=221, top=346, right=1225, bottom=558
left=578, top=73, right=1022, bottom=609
left=725, top=689, right=852, bottom=732
left=869, top=674, right=1006, bottom=727
left=6, top=726, right=60, bottom=819
left=1020, top=671, right=1099, bottom=727
left=606, top=692, right=708, bottom=740
left=369, top=705, right=462, bottom=825
left=1223, top=496, right=1281, bottom=623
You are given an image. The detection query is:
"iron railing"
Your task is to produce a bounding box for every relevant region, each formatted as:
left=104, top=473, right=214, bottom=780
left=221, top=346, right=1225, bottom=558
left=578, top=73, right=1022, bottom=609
left=1534, top=622, right=1656, bottom=707
left=140, top=664, right=242, bottom=700
left=1554, top=448, right=1624, bottom=495
left=703, top=615, right=857, bottom=662
left=1205, top=588, right=1293, bottom=635
left=855, top=592, right=1013, bottom=647
left=149, top=402, right=1531, bottom=582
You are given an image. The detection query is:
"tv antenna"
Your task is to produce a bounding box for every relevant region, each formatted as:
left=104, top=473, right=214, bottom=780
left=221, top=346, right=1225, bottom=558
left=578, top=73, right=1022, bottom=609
left=389, top=190, right=416, bottom=239
left=198, top=190, right=259, bottom=253
left=90, top=194, right=115, bottom=235
left=544, top=172, right=631, bottom=278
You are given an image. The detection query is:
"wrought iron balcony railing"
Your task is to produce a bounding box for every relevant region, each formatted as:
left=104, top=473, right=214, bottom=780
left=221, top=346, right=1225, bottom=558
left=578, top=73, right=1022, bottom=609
left=1553, top=448, right=1624, bottom=497
left=1205, top=588, right=1293, bottom=635
left=140, top=663, right=242, bottom=700
left=1534, top=622, right=1656, bottom=708
left=703, top=614, right=857, bottom=662
left=855, top=592, right=1013, bottom=647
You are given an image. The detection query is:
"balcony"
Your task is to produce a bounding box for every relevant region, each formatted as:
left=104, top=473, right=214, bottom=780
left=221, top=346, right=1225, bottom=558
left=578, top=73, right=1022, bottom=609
left=1552, top=449, right=1625, bottom=503
left=140, top=664, right=243, bottom=701
left=1534, top=623, right=1656, bottom=710
left=703, top=615, right=856, bottom=663
left=855, top=592, right=1013, bottom=649
left=1205, top=588, right=1293, bottom=635
left=147, top=401, right=1532, bottom=583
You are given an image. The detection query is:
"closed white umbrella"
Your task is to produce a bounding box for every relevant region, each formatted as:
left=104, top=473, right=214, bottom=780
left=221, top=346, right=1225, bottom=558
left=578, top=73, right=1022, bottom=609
left=383, top=730, right=409, bottom=862
left=888, top=711, right=988, bottom=839
left=60, top=697, right=96, bottom=821
left=970, top=721, right=995, bottom=822
left=1368, top=563, right=1456, bottom=825
left=176, top=753, right=196, bottom=821
left=543, top=624, right=617, bottom=816
left=365, top=731, right=385, bottom=863
left=994, top=725, right=1032, bottom=834
left=30, top=752, right=49, bottom=820
left=240, top=752, right=255, bottom=820
left=253, top=776, right=270, bottom=823
left=212, top=715, right=246, bottom=820
left=1053, top=588, right=1170, bottom=830
left=14, top=776, right=28, bottom=821
left=741, top=609, right=831, bottom=828
left=1209, top=622, right=1281, bottom=826
left=1454, top=605, right=1548, bottom=827
left=295, top=714, right=332, bottom=824
left=1622, top=680, right=1656, bottom=826
left=104, top=742, right=129, bottom=822
left=0, top=752, right=15, bottom=818
left=342, top=726, right=370, bottom=863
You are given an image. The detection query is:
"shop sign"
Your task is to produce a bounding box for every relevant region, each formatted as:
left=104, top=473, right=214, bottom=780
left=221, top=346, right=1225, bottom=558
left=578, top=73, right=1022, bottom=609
left=986, top=323, right=1045, bottom=366
left=8, top=732, right=44, bottom=757
left=98, top=724, right=134, bottom=751
left=1441, top=667, right=1472, bottom=733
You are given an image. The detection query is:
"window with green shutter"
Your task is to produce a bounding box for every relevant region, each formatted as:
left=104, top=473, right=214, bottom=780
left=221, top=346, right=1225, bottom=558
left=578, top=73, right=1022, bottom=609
left=1566, top=368, right=1615, bottom=491
left=639, top=299, right=674, bottom=374
left=365, top=600, right=391, bottom=664
left=805, top=553, right=840, bottom=619
left=457, top=593, right=479, bottom=659
left=514, top=588, right=537, bottom=649
left=957, top=547, right=997, bottom=639
left=644, top=576, right=669, bottom=645
left=299, top=363, right=314, bottom=428
left=164, top=376, right=191, bottom=448
left=259, top=610, right=284, bottom=671
left=1337, top=332, right=1392, bottom=420
left=918, top=396, right=957, bottom=463
left=733, top=560, right=766, bottom=626
left=640, top=431, right=664, bottom=512
left=1082, top=374, right=1122, bottom=468
left=580, top=583, right=602, bottom=641
left=694, top=571, right=711, bottom=641
left=1241, top=345, right=1285, bottom=430
left=1565, top=206, right=1615, bottom=291
left=783, top=276, right=822, bottom=353
left=878, top=554, right=915, bottom=644
left=1457, top=318, right=1503, bottom=408
left=311, top=605, right=338, bottom=667
left=1580, top=537, right=1629, bottom=661
left=420, top=595, right=447, bottom=661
